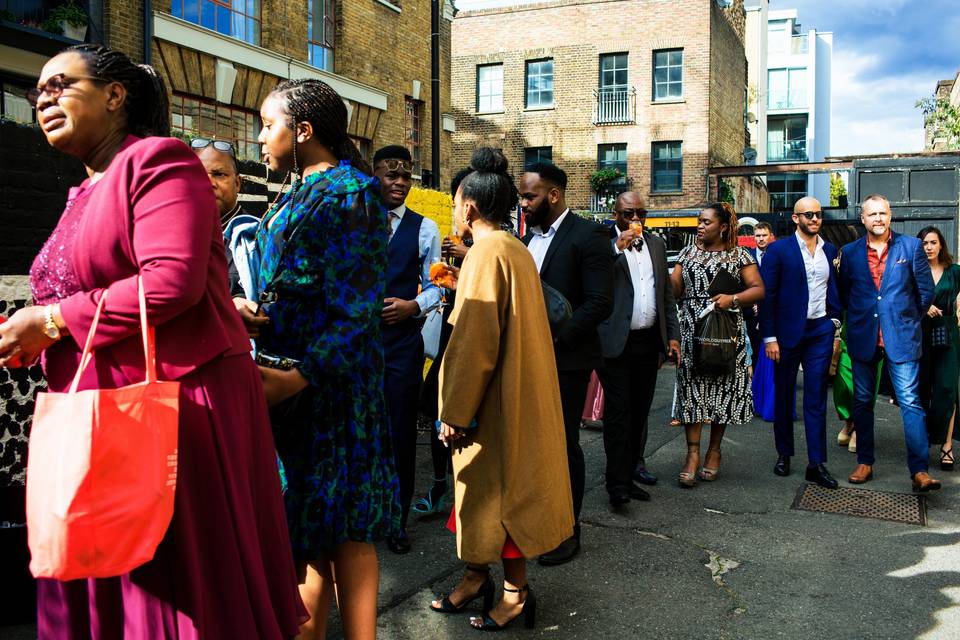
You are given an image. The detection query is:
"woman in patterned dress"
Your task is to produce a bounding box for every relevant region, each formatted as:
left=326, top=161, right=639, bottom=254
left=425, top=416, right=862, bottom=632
left=670, top=202, right=765, bottom=487
left=243, top=78, right=401, bottom=639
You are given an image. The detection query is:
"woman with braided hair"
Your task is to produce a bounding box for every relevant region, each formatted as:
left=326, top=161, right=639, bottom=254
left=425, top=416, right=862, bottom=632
left=241, top=78, right=400, bottom=639
left=0, top=45, right=305, bottom=636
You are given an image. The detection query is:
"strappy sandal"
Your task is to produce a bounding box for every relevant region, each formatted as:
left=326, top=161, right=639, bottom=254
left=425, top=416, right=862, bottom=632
left=431, top=565, right=494, bottom=614
left=412, top=481, right=449, bottom=515
left=699, top=448, right=722, bottom=482
left=940, top=446, right=955, bottom=471
left=678, top=443, right=700, bottom=488
left=470, top=584, right=537, bottom=631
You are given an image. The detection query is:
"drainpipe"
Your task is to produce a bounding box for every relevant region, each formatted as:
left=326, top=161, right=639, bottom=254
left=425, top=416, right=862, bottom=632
left=143, top=0, right=152, bottom=64
left=430, top=0, right=440, bottom=188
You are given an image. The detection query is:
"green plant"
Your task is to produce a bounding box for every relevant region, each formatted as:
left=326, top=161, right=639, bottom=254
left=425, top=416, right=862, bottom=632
left=917, top=96, right=960, bottom=150
left=0, top=9, right=16, bottom=22
left=589, top=168, right=623, bottom=194
left=718, top=178, right=735, bottom=205
left=829, top=172, right=847, bottom=207
left=42, top=1, right=88, bottom=33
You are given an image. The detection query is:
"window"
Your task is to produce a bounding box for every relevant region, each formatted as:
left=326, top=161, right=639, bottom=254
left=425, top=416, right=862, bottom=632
left=404, top=97, right=423, bottom=175
left=308, top=0, right=335, bottom=72
left=767, top=115, right=808, bottom=161
left=525, top=59, right=554, bottom=109
left=171, top=0, right=261, bottom=45
left=767, top=19, right=789, bottom=54
left=524, top=146, right=552, bottom=168
left=768, top=173, right=807, bottom=210
left=170, top=93, right=261, bottom=161
left=597, top=143, right=627, bottom=189
left=599, top=53, right=628, bottom=91
left=651, top=141, right=682, bottom=192
left=1, top=77, right=35, bottom=124
left=767, top=68, right=806, bottom=110
left=653, top=49, right=683, bottom=101
left=350, top=136, right=372, bottom=168
left=476, top=64, right=503, bottom=113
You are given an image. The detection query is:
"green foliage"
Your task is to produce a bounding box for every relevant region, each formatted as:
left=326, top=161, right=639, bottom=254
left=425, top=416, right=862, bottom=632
left=589, top=168, right=623, bottom=194
left=917, top=96, right=960, bottom=150
left=42, top=1, right=88, bottom=33
left=829, top=173, right=847, bottom=207
left=718, top=178, right=735, bottom=205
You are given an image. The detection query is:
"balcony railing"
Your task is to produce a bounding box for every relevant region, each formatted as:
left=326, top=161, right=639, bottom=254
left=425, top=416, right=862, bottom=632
left=767, top=89, right=807, bottom=110
left=767, top=140, right=808, bottom=162
left=791, top=34, right=808, bottom=54
left=593, top=87, right=635, bottom=125
left=0, top=0, right=90, bottom=40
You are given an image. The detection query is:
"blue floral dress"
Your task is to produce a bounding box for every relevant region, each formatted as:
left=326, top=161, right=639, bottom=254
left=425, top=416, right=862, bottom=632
left=256, top=161, right=401, bottom=556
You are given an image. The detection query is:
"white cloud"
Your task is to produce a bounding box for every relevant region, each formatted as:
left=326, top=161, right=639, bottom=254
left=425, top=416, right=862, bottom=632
left=830, top=49, right=933, bottom=156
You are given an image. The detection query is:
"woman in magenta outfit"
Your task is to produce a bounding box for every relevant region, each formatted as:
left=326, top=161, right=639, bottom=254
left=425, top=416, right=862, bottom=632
left=0, top=45, right=305, bottom=638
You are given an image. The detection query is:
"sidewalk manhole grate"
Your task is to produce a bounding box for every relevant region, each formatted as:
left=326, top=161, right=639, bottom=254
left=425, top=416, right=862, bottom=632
left=792, top=484, right=926, bottom=526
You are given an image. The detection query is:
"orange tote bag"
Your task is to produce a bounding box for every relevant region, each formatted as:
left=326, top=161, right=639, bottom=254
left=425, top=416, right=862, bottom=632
left=26, top=277, right=180, bottom=580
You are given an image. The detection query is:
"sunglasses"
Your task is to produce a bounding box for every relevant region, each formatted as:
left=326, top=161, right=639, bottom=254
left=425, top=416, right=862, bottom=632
left=27, top=73, right=104, bottom=108
left=797, top=211, right=823, bottom=220
left=379, top=158, right=413, bottom=173
left=190, top=138, right=236, bottom=156
left=620, top=208, right=648, bottom=220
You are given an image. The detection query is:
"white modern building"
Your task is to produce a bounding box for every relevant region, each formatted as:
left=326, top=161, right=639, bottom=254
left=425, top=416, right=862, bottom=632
left=745, top=2, right=832, bottom=210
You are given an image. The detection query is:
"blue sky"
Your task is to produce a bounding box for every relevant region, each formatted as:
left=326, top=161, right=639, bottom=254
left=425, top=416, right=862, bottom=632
left=456, top=0, right=960, bottom=156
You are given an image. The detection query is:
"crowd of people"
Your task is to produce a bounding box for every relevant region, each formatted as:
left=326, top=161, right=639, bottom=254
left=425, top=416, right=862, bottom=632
left=0, top=44, right=956, bottom=638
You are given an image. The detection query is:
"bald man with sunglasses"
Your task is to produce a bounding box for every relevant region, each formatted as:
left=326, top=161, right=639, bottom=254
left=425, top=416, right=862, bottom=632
left=759, top=197, right=842, bottom=488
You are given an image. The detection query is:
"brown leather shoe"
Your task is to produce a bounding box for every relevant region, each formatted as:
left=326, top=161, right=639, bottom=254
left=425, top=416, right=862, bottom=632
left=848, top=464, right=873, bottom=484
left=912, top=471, right=942, bottom=492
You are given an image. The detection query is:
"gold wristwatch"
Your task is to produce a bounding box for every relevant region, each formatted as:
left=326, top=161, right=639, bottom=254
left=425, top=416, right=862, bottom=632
left=43, top=305, right=61, bottom=341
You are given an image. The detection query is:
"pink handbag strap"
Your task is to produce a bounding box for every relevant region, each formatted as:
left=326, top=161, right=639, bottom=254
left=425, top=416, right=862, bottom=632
left=68, top=276, right=155, bottom=393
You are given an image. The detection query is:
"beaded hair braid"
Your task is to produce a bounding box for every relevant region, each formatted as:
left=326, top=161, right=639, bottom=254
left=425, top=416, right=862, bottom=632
left=66, top=44, right=170, bottom=138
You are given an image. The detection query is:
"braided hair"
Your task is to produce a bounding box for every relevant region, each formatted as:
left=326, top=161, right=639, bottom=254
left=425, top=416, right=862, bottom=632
left=65, top=44, right=169, bottom=137
left=269, top=78, right=371, bottom=176
left=704, top=201, right=739, bottom=250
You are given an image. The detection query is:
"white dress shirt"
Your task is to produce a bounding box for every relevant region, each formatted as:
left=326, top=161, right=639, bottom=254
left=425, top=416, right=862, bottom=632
left=755, top=247, right=766, bottom=268
left=614, top=234, right=657, bottom=329
left=526, top=209, right=569, bottom=272
left=388, top=203, right=442, bottom=317
left=797, top=231, right=829, bottom=320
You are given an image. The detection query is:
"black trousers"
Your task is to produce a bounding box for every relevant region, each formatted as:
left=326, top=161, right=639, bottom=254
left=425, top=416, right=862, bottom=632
left=598, top=327, right=662, bottom=493
left=557, top=368, right=591, bottom=528
left=384, top=330, right=424, bottom=531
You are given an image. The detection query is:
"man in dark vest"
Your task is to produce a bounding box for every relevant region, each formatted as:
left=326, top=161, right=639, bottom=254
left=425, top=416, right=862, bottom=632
left=374, top=145, right=442, bottom=554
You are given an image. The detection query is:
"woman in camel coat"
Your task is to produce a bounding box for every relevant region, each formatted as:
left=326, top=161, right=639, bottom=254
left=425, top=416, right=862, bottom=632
left=431, top=147, right=573, bottom=632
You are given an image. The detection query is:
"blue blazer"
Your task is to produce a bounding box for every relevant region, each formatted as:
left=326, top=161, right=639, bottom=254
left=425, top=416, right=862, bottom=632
left=838, top=232, right=934, bottom=364
left=759, top=235, right=841, bottom=349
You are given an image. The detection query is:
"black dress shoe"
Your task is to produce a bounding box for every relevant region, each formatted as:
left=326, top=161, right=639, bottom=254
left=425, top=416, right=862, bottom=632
left=537, top=536, right=580, bottom=566
left=633, top=469, right=658, bottom=486
left=387, top=531, right=411, bottom=555
left=628, top=483, right=651, bottom=501
left=608, top=488, right=630, bottom=507
left=805, top=464, right=838, bottom=489
left=773, top=455, right=791, bottom=477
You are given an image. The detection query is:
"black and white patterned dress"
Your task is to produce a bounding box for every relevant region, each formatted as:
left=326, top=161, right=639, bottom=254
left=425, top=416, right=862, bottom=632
left=674, top=244, right=755, bottom=425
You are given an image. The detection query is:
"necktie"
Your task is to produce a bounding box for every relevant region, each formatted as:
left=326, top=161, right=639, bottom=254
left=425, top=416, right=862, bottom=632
left=387, top=211, right=398, bottom=241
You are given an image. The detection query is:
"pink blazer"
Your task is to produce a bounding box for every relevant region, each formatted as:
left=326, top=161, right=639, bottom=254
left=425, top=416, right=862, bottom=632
left=45, top=135, right=251, bottom=392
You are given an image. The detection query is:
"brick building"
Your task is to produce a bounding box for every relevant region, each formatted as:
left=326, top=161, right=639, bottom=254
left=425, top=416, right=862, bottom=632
left=924, top=71, right=960, bottom=151
left=451, top=0, right=750, bottom=212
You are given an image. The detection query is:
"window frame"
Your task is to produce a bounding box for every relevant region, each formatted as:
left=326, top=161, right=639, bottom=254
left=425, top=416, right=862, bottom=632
left=523, top=146, right=553, bottom=168
left=597, top=143, right=628, bottom=189
left=476, top=63, right=504, bottom=113
left=170, top=0, right=262, bottom=45
left=652, top=48, right=683, bottom=102
left=599, top=52, right=629, bottom=92
left=0, top=75, right=36, bottom=125
left=404, top=96, right=423, bottom=176
left=651, top=141, right=683, bottom=193
left=308, top=0, right=335, bottom=72
left=766, top=67, right=807, bottom=110
left=525, top=58, right=555, bottom=110
left=169, top=92, right=262, bottom=162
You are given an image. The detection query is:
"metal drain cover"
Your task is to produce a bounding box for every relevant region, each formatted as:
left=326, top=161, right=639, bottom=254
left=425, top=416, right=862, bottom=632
left=792, top=483, right=926, bottom=526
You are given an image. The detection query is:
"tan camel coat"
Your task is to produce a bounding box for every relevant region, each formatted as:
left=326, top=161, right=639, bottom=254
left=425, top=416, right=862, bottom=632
left=439, top=231, right=574, bottom=565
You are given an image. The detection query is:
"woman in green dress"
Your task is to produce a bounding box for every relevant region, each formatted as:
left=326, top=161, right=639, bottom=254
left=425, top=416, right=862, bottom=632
left=918, top=226, right=960, bottom=470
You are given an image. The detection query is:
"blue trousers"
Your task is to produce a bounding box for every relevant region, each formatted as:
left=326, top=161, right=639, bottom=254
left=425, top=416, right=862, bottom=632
left=773, top=317, right=834, bottom=466
left=852, top=350, right=930, bottom=474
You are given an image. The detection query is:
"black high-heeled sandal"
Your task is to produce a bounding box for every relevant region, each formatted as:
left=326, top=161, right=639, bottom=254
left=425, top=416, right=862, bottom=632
left=470, top=584, right=536, bottom=631
left=430, top=566, right=494, bottom=614
left=940, top=446, right=955, bottom=471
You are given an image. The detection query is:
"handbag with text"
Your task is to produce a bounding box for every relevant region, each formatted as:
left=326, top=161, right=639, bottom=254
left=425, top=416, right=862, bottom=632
left=26, top=276, right=180, bottom=580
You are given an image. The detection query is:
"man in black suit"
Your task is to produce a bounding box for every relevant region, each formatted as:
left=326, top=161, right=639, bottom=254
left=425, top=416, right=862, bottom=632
left=520, top=162, right=614, bottom=565
left=597, top=192, right=680, bottom=507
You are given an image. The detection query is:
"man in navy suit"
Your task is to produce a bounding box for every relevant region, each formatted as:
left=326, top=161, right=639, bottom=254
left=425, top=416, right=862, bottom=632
left=745, top=223, right=775, bottom=366
left=760, top=197, right=841, bottom=488
left=837, top=194, right=940, bottom=492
